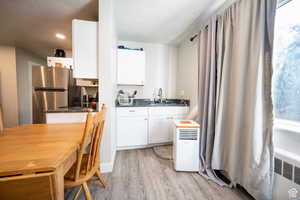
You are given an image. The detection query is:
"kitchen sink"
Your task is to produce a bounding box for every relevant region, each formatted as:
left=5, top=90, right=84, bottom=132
left=117, top=99, right=189, bottom=107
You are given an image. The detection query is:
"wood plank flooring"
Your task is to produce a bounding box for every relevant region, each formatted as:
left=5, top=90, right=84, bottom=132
left=65, top=147, right=252, bottom=200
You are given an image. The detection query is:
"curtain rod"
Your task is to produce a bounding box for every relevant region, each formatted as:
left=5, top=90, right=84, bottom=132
left=190, top=34, right=198, bottom=42
left=190, top=24, right=209, bottom=42
left=189, top=0, right=239, bottom=42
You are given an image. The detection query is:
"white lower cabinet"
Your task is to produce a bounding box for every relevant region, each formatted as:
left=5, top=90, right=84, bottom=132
left=148, top=115, right=186, bottom=144
left=117, top=106, right=189, bottom=149
left=116, top=107, right=148, bottom=148
left=117, top=116, right=148, bottom=147
left=148, top=116, right=170, bottom=144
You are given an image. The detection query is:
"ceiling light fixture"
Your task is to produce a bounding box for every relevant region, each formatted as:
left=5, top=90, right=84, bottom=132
left=55, top=33, right=66, bottom=39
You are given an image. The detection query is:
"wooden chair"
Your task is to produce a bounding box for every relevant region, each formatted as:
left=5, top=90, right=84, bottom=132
left=0, top=105, right=4, bottom=132
left=0, top=172, right=55, bottom=200
left=64, top=105, right=107, bottom=200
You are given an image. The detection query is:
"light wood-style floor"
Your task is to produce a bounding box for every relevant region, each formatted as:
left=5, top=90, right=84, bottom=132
left=65, top=147, right=252, bottom=200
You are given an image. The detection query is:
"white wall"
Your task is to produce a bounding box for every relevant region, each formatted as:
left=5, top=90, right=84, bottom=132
left=16, top=48, right=46, bottom=125
left=65, top=50, right=72, bottom=58
left=0, top=46, right=19, bottom=128
left=117, top=41, right=178, bottom=99
left=99, top=0, right=117, bottom=172
left=176, top=38, right=198, bottom=109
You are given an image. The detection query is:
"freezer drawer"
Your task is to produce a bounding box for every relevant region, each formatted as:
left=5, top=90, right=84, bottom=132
left=32, top=90, right=68, bottom=124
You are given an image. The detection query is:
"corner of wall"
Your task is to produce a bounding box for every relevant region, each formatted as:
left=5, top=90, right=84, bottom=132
left=0, top=46, right=19, bottom=128
left=99, top=0, right=118, bottom=171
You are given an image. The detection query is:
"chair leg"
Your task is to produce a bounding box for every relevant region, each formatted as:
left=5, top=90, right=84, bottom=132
left=82, top=182, right=92, bottom=200
left=73, top=186, right=82, bottom=200
left=95, top=169, right=106, bottom=188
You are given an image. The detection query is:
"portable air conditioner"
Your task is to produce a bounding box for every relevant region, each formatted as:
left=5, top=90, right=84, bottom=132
left=173, top=120, right=200, bottom=172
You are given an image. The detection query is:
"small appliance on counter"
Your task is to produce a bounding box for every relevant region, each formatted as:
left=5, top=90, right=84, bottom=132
left=54, top=49, right=66, bottom=57
left=80, top=87, right=98, bottom=109
left=81, top=87, right=89, bottom=108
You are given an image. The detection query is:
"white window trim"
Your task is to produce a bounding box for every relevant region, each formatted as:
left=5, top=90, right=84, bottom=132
left=278, top=0, right=293, bottom=8
left=274, top=118, right=300, bottom=133
left=273, top=0, right=300, bottom=134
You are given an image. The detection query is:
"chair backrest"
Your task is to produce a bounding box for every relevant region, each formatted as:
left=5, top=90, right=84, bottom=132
left=74, top=104, right=107, bottom=180
left=0, top=172, right=55, bottom=200
left=0, top=106, right=3, bottom=132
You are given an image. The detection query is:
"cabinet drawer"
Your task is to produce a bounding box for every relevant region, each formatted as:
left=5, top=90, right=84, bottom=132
left=117, top=107, right=148, bottom=117
left=149, top=107, right=189, bottom=116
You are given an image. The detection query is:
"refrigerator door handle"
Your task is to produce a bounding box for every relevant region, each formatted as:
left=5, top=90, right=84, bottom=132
left=34, top=88, right=67, bottom=92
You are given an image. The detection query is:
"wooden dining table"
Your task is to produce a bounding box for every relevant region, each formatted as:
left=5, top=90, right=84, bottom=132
left=0, top=123, right=85, bottom=200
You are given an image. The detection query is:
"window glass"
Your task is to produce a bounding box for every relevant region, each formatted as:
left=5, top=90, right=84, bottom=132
left=273, top=0, right=300, bottom=121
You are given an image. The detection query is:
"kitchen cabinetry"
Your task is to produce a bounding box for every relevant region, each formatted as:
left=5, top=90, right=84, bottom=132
left=46, top=112, right=92, bottom=124
left=117, top=108, right=148, bottom=148
left=117, top=116, right=148, bottom=147
left=148, top=107, right=188, bottom=144
left=148, top=116, right=171, bottom=144
left=117, top=49, right=145, bottom=85
left=116, top=106, right=189, bottom=149
left=72, top=19, right=98, bottom=79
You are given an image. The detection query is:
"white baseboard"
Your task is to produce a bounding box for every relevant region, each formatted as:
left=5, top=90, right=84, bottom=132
left=117, top=142, right=173, bottom=151
left=101, top=143, right=172, bottom=172
left=100, top=162, right=114, bottom=173
left=100, top=150, right=117, bottom=173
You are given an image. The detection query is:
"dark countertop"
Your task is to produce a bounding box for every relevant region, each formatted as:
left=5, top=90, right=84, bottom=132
left=116, top=99, right=189, bottom=108
left=46, top=107, right=96, bottom=113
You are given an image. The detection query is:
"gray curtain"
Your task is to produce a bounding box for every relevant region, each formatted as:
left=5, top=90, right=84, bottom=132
left=198, top=17, right=228, bottom=185
left=197, top=0, right=277, bottom=199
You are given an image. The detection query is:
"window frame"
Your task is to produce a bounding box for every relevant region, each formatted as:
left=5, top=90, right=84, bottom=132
left=273, top=0, right=300, bottom=134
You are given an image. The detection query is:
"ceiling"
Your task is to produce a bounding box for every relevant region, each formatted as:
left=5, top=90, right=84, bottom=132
left=115, top=0, right=228, bottom=45
left=0, top=0, right=98, bottom=58
left=0, top=0, right=228, bottom=58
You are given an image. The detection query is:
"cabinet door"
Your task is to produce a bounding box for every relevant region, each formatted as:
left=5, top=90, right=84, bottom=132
left=72, top=19, right=98, bottom=79
left=117, top=116, right=148, bottom=147
left=149, top=116, right=171, bottom=144
left=149, top=114, right=187, bottom=144
left=117, top=49, right=145, bottom=85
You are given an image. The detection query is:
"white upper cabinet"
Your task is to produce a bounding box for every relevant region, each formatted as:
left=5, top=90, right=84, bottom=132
left=117, top=49, right=145, bottom=85
left=72, top=19, right=98, bottom=79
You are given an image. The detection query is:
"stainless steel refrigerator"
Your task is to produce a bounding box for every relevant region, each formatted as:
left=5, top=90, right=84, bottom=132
left=32, top=66, right=71, bottom=124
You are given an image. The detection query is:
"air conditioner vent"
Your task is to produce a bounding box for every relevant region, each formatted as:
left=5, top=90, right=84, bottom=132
left=179, top=129, right=198, bottom=140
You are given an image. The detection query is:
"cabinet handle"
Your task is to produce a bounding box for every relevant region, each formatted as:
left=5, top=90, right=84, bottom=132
left=144, top=118, right=148, bottom=120
left=129, top=110, right=135, bottom=112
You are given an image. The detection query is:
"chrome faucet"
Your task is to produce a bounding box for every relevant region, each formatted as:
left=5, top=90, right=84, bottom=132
left=158, top=88, right=163, bottom=101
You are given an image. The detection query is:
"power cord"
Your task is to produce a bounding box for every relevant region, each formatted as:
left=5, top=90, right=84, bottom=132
left=152, top=145, right=173, bottom=160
